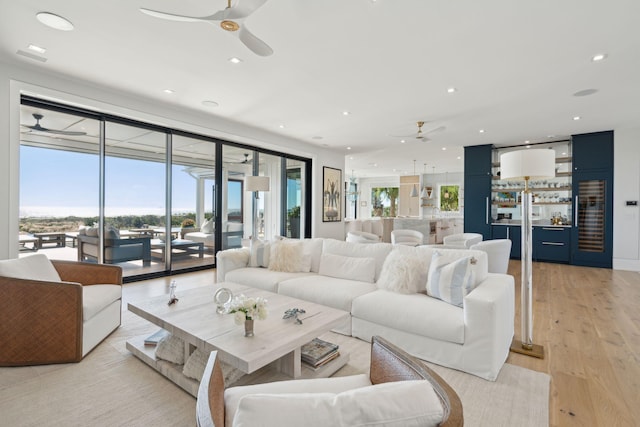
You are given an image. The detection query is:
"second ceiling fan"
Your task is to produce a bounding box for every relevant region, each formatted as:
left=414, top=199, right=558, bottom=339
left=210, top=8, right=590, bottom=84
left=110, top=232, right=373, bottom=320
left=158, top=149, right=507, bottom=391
left=140, top=0, right=273, bottom=56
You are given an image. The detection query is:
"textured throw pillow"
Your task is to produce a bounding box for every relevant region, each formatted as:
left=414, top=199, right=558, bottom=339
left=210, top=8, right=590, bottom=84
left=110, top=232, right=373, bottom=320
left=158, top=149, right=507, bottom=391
left=232, top=380, right=443, bottom=427
left=86, top=227, right=99, bottom=237
left=318, top=253, right=376, bottom=283
left=201, top=218, right=214, bottom=234
left=155, top=333, right=186, bottom=365
left=426, top=252, right=476, bottom=307
left=268, top=240, right=311, bottom=273
left=377, top=248, right=428, bottom=294
left=249, top=238, right=271, bottom=268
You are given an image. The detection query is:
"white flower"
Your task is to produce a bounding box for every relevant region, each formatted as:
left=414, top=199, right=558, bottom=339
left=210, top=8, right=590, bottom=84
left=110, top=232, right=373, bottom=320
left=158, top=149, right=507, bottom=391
left=229, top=294, right=268, bottom=322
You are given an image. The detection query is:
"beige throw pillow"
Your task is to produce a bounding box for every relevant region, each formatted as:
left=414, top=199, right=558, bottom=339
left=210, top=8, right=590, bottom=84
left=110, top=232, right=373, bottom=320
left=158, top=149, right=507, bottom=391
left=268, top=240, right=311, bottom=273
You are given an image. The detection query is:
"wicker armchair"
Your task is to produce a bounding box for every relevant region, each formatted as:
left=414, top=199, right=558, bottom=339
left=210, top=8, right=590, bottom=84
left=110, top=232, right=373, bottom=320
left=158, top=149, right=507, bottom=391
left=196, top=335, right=463, bottom=427
left=0, top=255, right=123, bottom=366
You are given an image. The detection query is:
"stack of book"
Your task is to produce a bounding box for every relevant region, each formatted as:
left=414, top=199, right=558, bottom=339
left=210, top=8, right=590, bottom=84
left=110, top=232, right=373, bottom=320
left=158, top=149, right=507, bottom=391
left=301, top=338, right=339, bottom=370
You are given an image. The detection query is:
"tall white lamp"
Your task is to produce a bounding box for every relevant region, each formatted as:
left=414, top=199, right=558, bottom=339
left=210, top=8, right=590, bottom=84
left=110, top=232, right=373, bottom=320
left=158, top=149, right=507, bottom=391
left=500, top=148, right=555, bottom=358
left=244, top=176, right=270, bottom=239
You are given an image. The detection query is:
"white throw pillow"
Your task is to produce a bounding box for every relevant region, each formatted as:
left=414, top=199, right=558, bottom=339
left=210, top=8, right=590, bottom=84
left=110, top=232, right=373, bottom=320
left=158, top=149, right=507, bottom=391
left=268, top=240, right=311, bottom=273
left=232, top=380, right=443, bottom=427
left=377, top=248, right=428, bottom=294
left=155, top=334, right=186, bottom=365
left=318, top=253, right=376, bottom=283
left=249, top=238, right=270, bottom=268
left=201, top=218, right=214, bottom=234
left=426, top=251, right=476, bottom=307
left=0, top=253, right=62, bottom=283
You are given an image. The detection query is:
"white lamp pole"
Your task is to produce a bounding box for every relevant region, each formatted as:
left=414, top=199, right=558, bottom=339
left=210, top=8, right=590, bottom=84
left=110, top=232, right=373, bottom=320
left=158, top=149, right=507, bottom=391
left=244, top=176, right=270, bottom=239
left=500, top=148, right=555, bottom=358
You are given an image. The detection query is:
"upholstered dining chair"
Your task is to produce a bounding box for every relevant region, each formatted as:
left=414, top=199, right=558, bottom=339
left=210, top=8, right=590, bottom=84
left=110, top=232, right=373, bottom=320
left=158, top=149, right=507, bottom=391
left=196, top=335, right=463, bottom=427
left=346, top=230, right=381, bottom=243
left=442, top=233, right=483, bottom=249
left=391, top=229, right=424, bottom=246
left=470, top=239, right=512, bottom=274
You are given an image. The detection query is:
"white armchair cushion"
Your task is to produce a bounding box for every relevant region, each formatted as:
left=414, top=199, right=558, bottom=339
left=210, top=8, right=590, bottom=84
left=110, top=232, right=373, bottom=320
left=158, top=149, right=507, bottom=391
left=0, top=254, right=61, bottom=283
left=82, top=284, right=122, bottom=321
left=426, top=252, right=476, bottom=307
left=232, top=380, right=443, bottom=427
left=318, top=253, right=376, bottom=283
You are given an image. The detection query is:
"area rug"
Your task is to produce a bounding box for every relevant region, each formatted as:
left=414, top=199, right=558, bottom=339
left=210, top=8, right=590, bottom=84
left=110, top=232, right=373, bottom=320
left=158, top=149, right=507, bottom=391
left=0, top=311, right=550, bottom=426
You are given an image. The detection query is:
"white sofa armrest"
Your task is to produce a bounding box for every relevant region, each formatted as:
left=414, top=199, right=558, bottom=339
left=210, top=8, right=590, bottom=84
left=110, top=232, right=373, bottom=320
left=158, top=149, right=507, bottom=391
left=216, top=248, right=250, bottom=282
left=462, top=273, right=515, bottom=380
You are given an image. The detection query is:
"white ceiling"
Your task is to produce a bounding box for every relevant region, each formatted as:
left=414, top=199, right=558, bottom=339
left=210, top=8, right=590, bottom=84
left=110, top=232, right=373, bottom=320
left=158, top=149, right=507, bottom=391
left=1, top=0, right=639, bottom=178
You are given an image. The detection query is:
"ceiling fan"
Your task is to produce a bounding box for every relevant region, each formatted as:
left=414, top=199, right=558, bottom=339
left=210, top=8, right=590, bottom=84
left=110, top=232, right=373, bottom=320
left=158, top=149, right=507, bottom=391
left=140, top=0, right=273, bottom=56
left=22, top=113, right=87, bottom=136
left=391, top=121, right=446, bottom=142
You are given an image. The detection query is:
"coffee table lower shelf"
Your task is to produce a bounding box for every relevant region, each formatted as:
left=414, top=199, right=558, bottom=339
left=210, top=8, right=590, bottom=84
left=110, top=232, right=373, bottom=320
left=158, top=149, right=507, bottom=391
left=126, top=335, right=350, bottom=398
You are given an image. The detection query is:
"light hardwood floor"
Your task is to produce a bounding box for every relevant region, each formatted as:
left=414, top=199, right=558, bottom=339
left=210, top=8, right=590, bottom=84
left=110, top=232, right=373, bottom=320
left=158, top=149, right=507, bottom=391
left=123, top=261, right=640, bottom=427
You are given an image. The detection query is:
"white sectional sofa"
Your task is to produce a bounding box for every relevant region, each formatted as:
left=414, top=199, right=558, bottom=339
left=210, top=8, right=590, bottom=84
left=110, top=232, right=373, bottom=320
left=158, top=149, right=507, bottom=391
left=216, top=238, right=514, bottom=381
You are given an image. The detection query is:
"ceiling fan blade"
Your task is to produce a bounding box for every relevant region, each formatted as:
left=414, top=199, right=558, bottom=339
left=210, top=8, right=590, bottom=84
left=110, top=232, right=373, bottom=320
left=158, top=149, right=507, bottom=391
left=223, top=0, right=269, bottom=19
left=139, top=8, right=225, bottom=23
left=26, top=125, right=86, bottom=136
left=425, top=125, right=446, bottom=134
left=238, top=25, right=273, bottom=56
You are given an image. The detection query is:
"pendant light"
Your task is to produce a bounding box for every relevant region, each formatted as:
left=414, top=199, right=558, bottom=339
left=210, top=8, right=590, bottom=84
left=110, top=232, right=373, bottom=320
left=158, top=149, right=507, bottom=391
left=444, top=171, right=450, bottom=199
left=420, top=163, right=428, bottom=198
left=410, top=160, right=418, bottom=197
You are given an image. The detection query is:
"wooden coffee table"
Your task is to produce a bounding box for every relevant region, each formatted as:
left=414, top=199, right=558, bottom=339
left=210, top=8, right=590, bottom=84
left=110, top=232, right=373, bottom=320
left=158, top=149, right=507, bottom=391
left=126, top=282, right=350, bottom=396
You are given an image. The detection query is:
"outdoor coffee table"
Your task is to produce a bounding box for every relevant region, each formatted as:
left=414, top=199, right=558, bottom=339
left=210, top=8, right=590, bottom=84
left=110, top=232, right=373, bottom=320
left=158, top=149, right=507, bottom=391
left=126, top=282, right=350, bottom=397
left=149, top=238, right=204, bottom=261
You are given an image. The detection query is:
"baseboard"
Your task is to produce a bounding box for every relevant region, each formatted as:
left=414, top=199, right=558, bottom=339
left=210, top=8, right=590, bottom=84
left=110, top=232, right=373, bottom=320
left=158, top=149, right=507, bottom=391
left=613, top=258, right=640, bottom=272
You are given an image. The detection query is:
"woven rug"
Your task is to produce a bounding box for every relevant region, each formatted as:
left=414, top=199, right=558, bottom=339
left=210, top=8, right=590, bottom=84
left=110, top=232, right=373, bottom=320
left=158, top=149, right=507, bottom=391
left=0, top=311, right=549, bottom=426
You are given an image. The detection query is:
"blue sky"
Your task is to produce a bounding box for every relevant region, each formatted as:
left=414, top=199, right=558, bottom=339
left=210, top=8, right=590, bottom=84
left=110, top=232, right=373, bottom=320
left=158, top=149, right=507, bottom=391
left=19, top=146, right=240, bottom=217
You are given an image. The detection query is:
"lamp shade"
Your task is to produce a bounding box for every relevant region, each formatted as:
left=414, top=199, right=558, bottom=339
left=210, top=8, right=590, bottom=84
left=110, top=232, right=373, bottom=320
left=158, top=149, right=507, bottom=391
left=500, top=149, right=555, bottom=180
left=245, top=176, right=270, bottom=192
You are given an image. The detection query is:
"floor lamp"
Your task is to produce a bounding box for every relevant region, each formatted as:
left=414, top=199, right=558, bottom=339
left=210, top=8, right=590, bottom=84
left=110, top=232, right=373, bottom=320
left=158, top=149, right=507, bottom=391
left=244, top=176, right=270, bottom=239
left=500, top=148, right=555, bottom=359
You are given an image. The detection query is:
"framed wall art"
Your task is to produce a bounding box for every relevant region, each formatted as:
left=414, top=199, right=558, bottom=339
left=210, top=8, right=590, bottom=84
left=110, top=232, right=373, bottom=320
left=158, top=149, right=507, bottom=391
left=322, top=167, right=342, bottom=222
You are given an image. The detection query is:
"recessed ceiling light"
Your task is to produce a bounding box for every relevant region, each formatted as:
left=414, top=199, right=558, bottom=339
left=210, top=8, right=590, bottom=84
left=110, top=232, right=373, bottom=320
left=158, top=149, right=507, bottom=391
left=400, top=139, right=406, bottom=143
left=349, top=156, right=354, bottom=160
left=278, top=124, right=285, bottom=129
left=526, top=145, right=531, bottom=148
left=202, top=100, right=218, bottom=107
left=457, top=156, right=461, bottom=160
left=479, top=129, right=485, bottom=133
left=228, top=57, right=243, bottom=64
left=447, top=87, right=457, bottom=93
left=346, top=146, right=352, bottom=150
left=524, top=140, right=530, bottom=144
left=573, top=116, right=581, bottom=121
left=36, top=12, right=74, bottom=31
left=547, top=135, right=555, bottom=138
left=342, top=111, right=350, bottom=116
left=163, top=89, right=174, bottom=94
left=441, top=147, right=446, bottom=151
left=591, top=53, right=607, bottom=62
left=562, top=152, right=567, bottom=156
left=28, top=44, right=46, bottom=54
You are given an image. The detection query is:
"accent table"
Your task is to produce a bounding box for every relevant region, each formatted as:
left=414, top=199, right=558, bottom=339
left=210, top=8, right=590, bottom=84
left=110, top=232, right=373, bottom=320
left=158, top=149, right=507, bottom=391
left=126, top=282, right=350, bottom=396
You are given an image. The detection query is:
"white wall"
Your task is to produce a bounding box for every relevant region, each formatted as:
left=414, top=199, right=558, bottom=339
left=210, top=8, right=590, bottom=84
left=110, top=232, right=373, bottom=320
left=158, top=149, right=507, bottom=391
left=613, top=127, right=640, bottom=271
left=0, top=61, right=345, bottom=259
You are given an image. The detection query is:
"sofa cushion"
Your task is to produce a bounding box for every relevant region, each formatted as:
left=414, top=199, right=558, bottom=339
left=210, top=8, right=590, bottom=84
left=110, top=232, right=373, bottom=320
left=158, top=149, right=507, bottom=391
left=426, top=252, right=476, bottom=308
left=231, top=380, right=443, bottom=427
left=351, top=290, right=465, bottom=344
left=322, top=239, right=392, bottom=281
left=318, top=253, right=376, bottom=283
left=0, top=254, right=61, bottom=283
left=82, top=284, right=122, bottom=321
left=376, top=246, right=429, bottom=294
left=277, top=275, right=377, bottom=313
left=269, top=240, right=311, bottom=273
left=249, top=239, right=270, bottom=268
left=225, top=374, right=372, bottom=427
left=226, top=268, right=315, bottom=293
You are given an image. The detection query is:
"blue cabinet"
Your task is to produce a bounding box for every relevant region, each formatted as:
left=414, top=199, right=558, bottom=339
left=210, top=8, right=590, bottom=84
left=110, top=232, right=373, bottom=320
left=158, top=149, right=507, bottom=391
left=464, top=145, right=493, bottom=240
left=492, top=225, right=521, bottom=259
left=533, top=227, right=571, bottom=263
left=571, top=131, right=613, bottom=268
